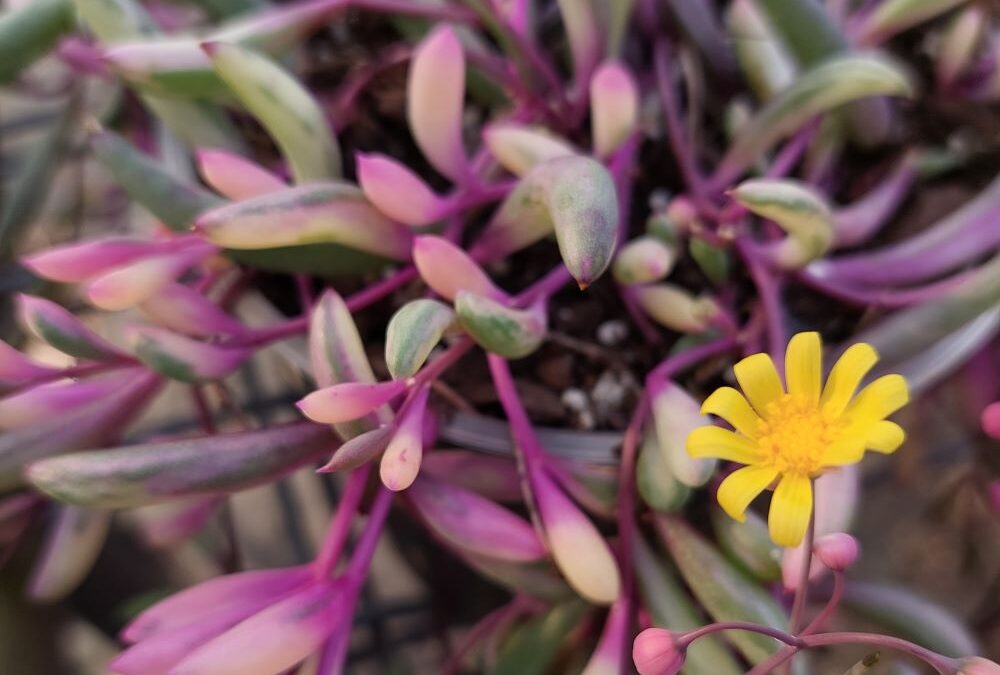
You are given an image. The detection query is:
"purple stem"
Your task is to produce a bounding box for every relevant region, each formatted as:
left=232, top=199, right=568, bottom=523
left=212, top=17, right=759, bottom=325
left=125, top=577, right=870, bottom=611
left=653, top=40, right=710, bottom=207
left=614, top=396, right=649, bottom=652
left=314, top=466, right=372, bottom=578
left=752, top=570, right=851, bottom=673
left=783, top=510, right=816, bottom=674
left=679, top=622, right=958, bottom=675
left=237, top=266, right=419, bottom=347
left=646, top=334, right=740, bottom=388
left=833, top=155, right=916, bottom=247
left=738, top=238, right=786, bottom=366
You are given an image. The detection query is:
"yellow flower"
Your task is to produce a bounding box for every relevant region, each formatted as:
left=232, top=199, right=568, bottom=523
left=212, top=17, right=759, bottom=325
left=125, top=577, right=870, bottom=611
left=687, top=332, right=909, bottom=547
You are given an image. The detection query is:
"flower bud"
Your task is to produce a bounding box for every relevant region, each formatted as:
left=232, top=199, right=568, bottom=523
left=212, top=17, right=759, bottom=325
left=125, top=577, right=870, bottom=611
left=297, top=380, right=408, bottom=425
left=612, top=236, right=676, bottom=285
left=127, top=326, right=251, bottom=382
left=195, top=148, right=285, bottom=200
left=413, top=235, right=504, bottom=302
left=380, top=386, right=430, bottom=491
left=357, top=152, right=449, bottom=226
left=981, top=402, right=1000, bottom=440
left=632, top=628, right=684, bottom=675
left=483, top=123, right=576, bottom=176
left=958, top=657, right=1000, bottom=675
left=590, top=60, right=639, bottom=158
left=86, top=244, right=218, bottom=311
left=814, top=532, right=860, bottom=572
left=456, top=292, right=547, bottom=359
left=532, top=467, right=621, bottom=604
left=634, top=284, right=720, bottom=334
left=782, top=466, right=859, bottom=590
left=407, top=26, right=467, bottom=181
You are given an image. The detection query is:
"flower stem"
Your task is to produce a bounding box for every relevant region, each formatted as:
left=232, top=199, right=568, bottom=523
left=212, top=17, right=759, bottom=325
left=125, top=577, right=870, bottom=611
left=789, top=508, right=816, bottom=634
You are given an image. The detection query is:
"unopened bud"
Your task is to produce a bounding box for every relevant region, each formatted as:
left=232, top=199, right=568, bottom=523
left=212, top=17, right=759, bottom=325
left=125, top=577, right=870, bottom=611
left=632, top=628, right=684, bottom=675
left=814, top=532, right=860, bottom=571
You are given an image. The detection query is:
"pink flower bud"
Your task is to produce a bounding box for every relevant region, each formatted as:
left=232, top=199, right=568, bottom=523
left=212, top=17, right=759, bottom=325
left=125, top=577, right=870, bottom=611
left=407, top=26, right=468, bottom=182
left=814, top=533, right=860, bottom=571
left=297, top=380, right=409, bottom=425
left=22, top=237, right=163, bottom=283
left=590, top=61, right=639, bottom=158
left=782, top=466, right=859, bottom=590
left=981, top=402, right=1000, bottom=440
left=632, top=628, right=684, bottom=675
left=356, top=152, right=450, bottom=226
left=380, top=386, right=430, bottom=491
left=139, top=283, right=246, bottom=338
left=195, top=148, right=286, bottom=200
left=958, top=657, right=1000, bottom=675
left=413, top=235, right=505, bottom=302
left=87, top=244, right=218, bottom=311
left=408, top=473, right=545, bottom=562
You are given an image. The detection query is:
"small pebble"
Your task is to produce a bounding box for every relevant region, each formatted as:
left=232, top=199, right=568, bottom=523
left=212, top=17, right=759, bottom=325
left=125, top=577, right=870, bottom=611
left=596, top=320, right=628, bottom=346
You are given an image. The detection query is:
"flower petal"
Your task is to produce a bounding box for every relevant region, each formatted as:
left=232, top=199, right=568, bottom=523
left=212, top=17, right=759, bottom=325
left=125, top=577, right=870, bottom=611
left=864, top=420, right=905, bottom=453
left=700, top=387, right=761, bottom=438
left=820, top=342, right=878, bottom=416
left=844, top=374, right=909, bottom=424
left=686, top=426, right=761, bottom=464
left=734, top=353, right=784, bottom=416
left=821, top=434, right=866, bottom=467
left=785, top=332, right=822, bottom=404
left=768, top=474, right=813, bottom=548
left=717, top=465, right=778, bottom=522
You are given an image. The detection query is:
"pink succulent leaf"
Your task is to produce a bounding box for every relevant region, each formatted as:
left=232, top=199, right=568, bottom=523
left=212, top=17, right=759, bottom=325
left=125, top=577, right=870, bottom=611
left=297, top=380, right=409, bottom=425
left=356, top=152, right=451, bottom=226
left=17, top=294, right=127, bottom=362
left=379, top=386, right=431, bottom=491
left=195, top=148, right=286, bottom=200
left=413, top=235, right=505, bottom=302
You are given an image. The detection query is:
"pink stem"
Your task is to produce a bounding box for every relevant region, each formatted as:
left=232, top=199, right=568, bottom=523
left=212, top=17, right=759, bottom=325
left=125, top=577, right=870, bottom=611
left=654, top=39, right=709, bottom=207
left=314, top=466, right=372, bottom=578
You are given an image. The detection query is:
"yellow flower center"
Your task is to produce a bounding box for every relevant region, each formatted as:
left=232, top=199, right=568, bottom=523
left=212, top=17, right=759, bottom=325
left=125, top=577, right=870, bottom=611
left=756, top=394, right=845, bottom=476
